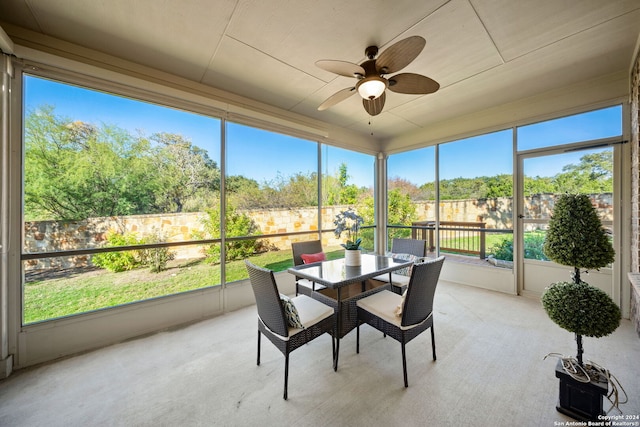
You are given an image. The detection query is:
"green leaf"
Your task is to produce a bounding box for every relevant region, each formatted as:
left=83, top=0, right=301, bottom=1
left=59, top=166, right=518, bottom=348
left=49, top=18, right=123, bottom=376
left=541, top=281, right=620, bottom=338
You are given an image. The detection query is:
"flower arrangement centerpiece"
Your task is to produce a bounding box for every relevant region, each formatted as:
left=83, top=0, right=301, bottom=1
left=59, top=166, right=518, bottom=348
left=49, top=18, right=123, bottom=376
left=334, top=208, right=364, bottom=266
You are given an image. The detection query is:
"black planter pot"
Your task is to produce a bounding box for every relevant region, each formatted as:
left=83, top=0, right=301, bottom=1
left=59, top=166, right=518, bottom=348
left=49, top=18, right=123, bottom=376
left=555, top=360, right=608, bottom=421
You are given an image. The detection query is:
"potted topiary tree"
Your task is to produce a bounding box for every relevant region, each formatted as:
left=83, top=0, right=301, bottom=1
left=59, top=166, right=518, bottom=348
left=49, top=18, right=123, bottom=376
left=541, top=193, right=621, bottom=421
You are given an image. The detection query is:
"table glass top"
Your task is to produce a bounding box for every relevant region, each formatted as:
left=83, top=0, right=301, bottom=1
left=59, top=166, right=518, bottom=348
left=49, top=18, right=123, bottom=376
left=288, top=253, right=411, bottom=287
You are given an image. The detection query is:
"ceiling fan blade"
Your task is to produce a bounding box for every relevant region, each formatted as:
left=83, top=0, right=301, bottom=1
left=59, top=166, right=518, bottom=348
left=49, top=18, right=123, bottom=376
left=388, top=73, right=440, bottom=94
left=362, top=91, right=385, bottom=116
left=376, top=36, right=426, bottom=74
left=316, top=60, right=365, bottom=77
left=318, top=87, right=357, bottom=111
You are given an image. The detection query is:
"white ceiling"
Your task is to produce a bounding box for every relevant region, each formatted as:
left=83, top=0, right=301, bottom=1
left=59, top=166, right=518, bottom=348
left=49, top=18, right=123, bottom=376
left=1, top=0, right=639, bottom=150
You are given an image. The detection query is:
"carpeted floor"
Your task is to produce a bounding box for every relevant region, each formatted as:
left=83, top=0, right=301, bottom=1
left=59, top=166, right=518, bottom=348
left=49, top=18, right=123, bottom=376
left=1, top=281, right=638, bottom=427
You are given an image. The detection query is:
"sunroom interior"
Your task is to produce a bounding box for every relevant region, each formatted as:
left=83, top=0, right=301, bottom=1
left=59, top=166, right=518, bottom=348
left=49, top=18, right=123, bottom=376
left=0, top=1, right=640, bottom=422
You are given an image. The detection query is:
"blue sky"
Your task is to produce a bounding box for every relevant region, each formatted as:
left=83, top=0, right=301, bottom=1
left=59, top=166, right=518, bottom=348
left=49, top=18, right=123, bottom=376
left=24, top=75, right=621, bottom=187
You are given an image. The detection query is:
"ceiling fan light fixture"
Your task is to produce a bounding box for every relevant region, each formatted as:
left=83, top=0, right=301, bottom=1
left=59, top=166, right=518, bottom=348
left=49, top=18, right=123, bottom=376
left=356, top=76, right=387, bottom=100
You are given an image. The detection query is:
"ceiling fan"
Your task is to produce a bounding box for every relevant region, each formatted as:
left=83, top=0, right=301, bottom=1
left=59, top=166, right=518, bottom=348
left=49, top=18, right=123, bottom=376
left=316, top=36, right=440, bottom=116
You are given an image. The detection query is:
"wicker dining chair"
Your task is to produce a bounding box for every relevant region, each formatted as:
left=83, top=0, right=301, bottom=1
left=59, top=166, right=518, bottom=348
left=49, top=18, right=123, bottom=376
left=291, top=240, right=327, bottom=296
left=373, top=238, right=427, bottom=294
left=356, top=256, right=445, bottom=387
left=244, top=260, right=335, bottom=400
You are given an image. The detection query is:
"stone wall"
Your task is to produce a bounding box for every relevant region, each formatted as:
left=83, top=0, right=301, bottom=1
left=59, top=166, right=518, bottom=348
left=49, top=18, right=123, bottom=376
left=24, top=194, right=613, bottom=271
left=414, top=193, right=612, bottom=229
left=416, top=198, right=514, bottom=228
left=238, top=205, right=348, bottom=250
left=23, top=213, right=207, bottom=270
left=630, top=48, right=640, bottom=337
left=23, top=206, right=350, bottom=270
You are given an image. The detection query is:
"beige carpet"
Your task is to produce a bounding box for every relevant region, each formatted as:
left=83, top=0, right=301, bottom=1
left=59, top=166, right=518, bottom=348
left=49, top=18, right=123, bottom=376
left=1, top=281, right=638, bottom=427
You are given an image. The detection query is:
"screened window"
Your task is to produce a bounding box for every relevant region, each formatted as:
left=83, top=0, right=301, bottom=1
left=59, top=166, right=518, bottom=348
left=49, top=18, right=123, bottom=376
left=321, top=145, right=375, bottom=251
left=225, top=122, right=319, bottom=280
left=22, top=75, right=221, bottom=324
left=438, top=130, right=513, bottom=263
left=518, top=105, right=620, bottom=262
left=387, top=147, right=436, bottom=248
left=517, top=105, right=622, bottom=151
left=387, top=130, right=513, bottom=264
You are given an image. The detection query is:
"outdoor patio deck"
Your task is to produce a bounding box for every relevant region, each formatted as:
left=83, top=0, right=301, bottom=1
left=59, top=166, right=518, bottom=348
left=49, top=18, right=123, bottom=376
left=428, top=251, right=506, bottom=267
left=0, top=279, right=637, bottom=426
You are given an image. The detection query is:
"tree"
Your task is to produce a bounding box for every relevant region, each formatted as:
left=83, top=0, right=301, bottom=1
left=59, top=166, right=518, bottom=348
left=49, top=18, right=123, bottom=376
left=523, top=175, right=555, bottom=196
left=226, top=175, right=259, bottom=194
left=484, top=174, right=513, bottom=198
left=562, top=151, right=612, bottom=182
left=24, top=106, right=158, bottom=220
left=387, top=189, right=417, bottom=226
left=324, top=162, right=362, bottom=206
left=419, top=175, right=512, bottom=200
left=337, top=163, right=361, bottom=205
left=150, top=132, right=220, bottom=213
left=388, top=177, right=423, bottom=200
left=359, top=188, right=417, bottom=245
left=553, top=151, right=613, bottom=194
left=438, top=177, right=485, bottom=200
left=230, top=171, right=320, bottom=209
left=24, top=107, right=224, bottom=220
left=418, top=181, right=437, bottom=200
left=279, top=172, right=319, bottom=207
left=226, top=175, right=261, bottom=209
left=541, top=193, right=619, bottom=366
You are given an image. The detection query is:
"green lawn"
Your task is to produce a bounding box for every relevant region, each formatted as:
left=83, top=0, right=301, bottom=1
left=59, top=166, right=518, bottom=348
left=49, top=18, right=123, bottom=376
left=24, top=234, right=519, bottom=325
left=23, top=247, right=344, bottom=324
left=439, top=231, right=548, bottom=261
left=439, top=232, right=512, bottom=253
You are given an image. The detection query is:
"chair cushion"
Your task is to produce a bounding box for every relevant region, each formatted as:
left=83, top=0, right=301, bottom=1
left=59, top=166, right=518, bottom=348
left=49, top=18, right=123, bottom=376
left=296, top=278, right=326, bottom=291
left=280, top=294, right=305, bottom=329
left=357, top=290, right=430, bottom=331
left=357, top=290, right=402, bottom=327
left=268, top=295, right=333, bottom=339
left=372, top=272, right=410, bottom=287
left=291, top=294, right=334, bottom=329
left=301, top=252, right=326, bottom=264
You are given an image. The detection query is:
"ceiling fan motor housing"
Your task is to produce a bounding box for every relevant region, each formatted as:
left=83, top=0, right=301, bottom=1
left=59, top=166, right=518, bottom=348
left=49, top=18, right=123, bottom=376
left=365, top=45, right=379, bottom=59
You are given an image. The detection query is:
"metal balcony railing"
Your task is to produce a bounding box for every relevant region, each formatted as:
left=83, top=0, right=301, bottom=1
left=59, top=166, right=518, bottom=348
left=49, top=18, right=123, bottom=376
left=410, top=221, right=488, bottom=259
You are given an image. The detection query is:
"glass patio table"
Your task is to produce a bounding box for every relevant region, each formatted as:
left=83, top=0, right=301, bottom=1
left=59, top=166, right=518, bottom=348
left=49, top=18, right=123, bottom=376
left=288, top=253, right=413, bottom=370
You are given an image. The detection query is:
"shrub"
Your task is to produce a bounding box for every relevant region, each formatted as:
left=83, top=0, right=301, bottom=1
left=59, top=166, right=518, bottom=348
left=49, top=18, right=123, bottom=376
left=542, top=281, right=620, bottom=338
left=93, top=231, right=144, bottom=272
left=543, top=193, right=614, bottom=272
left=541, top=193, right=619, bottom=365
left=359, top=190, right=416, bottom=251
left=489, top=232, right=548, bottom=261
left=93, top=229, right=175, bottom=273
left=523, top=232, right=548, bottom=260
left=489, top=237, right=513, bottom=261
left=139, top=228, right=175, bottom=273
left=200, top=203, right=261, bottom=264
